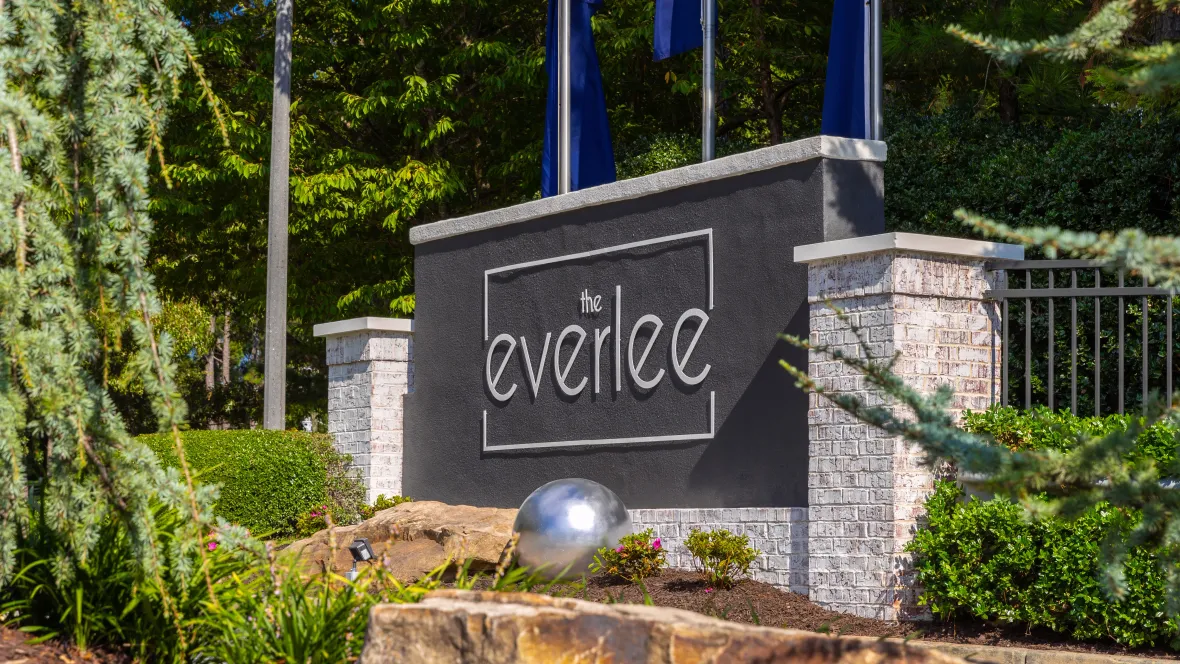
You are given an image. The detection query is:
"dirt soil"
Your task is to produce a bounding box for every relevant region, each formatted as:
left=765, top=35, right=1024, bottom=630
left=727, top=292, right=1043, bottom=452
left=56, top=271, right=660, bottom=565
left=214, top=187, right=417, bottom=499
left=0, top=627, right=127, bottom=664
left=568, top=571, right=1180, bottom=660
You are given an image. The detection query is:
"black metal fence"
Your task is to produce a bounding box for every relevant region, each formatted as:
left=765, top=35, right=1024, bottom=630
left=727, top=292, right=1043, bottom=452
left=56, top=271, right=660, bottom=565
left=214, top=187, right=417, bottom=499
left=987, top=260, right=1177, bottom=416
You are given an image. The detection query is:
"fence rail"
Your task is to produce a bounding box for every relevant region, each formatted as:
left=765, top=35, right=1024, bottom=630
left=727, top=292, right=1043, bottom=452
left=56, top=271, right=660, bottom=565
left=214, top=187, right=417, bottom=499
left=985, top=260, right=1176, bottom=416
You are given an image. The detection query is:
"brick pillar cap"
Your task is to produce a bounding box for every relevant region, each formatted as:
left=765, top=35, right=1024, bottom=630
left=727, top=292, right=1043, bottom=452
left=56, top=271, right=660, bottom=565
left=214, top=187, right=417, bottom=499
left=793, top=232, right=1024, bottom=264
left=313, top=317, right=414, bottom=338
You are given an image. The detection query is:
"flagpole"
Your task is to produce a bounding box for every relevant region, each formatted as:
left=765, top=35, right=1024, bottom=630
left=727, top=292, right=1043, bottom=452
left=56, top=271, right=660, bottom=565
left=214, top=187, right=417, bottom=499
left=558, top=0, right=572, bottom=193
left=870, top=0, right=883, bottom=141
left=701, top=0, right=715, bottom=161
left=263, top=0, right=292, bottom=430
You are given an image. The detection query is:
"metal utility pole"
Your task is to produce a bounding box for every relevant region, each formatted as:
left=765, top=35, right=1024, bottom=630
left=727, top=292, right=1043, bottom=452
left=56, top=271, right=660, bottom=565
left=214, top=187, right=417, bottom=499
left=701, top=0, right=716, bottom=161
left=557, top=0, right=572, bottom=194
left=263, top=0, right=293, bottom=430
left=869, top=0, right=883, bottom=140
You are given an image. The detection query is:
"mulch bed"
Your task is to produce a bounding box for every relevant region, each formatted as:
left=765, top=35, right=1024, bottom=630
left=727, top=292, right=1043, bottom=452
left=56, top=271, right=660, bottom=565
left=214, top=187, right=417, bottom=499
left=0, top=627, right=128, bottom=664
left=546, top=570, right=1180, bottom=660
left=578, top=571, right=901, bottom=638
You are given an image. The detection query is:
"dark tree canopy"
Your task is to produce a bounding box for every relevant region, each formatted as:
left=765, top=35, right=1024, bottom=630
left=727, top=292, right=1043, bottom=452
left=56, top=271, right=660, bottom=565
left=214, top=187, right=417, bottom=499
left=133, top=0, right=1180, bottom=429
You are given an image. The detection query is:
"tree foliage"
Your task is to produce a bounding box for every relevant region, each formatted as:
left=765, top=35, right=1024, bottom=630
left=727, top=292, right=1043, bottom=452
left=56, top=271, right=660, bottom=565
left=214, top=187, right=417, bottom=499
left=132, top=0, right=1180, bottom=429
left=0, top=0, right=252, bottom=654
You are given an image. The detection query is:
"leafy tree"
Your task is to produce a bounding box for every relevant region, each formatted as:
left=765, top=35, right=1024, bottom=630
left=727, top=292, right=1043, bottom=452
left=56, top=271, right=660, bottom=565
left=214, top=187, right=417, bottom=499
left=139, top=0, right=1180, bottom=430
left=137, top=0, right=841, bottom=426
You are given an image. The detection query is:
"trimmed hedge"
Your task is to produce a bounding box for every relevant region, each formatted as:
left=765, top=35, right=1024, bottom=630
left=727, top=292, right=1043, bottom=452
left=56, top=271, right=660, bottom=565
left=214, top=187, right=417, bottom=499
left=962, top=405, right=1178, bottom=465
left=138, top=430, right=362, bottom=536
left=910, top=482, right=1177, bottom=648
left=910, top=408, right=1180, bottom=648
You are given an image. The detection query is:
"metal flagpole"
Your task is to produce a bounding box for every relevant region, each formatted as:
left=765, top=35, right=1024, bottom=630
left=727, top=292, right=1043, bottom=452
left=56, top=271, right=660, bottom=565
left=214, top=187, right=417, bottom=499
left=870, top=0, right=883, bottom=140
left=558, top=0, right=572, bottom=194
left=263, top=0, right=293, bottom=430
left=701, top=0, right=715, bottom=161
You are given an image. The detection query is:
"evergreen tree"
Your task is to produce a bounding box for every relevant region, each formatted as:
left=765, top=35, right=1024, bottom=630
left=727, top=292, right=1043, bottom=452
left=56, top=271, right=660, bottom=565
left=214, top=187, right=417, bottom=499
left=0, top=0, right=246, bottom=652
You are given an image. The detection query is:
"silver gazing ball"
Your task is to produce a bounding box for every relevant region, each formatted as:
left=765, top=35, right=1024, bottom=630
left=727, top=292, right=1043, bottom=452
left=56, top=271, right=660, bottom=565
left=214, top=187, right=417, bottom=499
left=513, top=478, right=632, bottom=579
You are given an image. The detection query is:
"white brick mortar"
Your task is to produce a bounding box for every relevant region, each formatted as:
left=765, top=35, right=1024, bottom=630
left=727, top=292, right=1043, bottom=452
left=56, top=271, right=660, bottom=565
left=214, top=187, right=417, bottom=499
left=629, top=508, right=809, bottom=594
left=324, top=329, right=414, bottom=503
left=804, top=250, right=1004, bottom=621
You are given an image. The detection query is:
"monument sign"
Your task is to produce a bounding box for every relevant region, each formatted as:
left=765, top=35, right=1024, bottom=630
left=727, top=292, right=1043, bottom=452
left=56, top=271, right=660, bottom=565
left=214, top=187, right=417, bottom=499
left=404, top=136, right=886, bottom=509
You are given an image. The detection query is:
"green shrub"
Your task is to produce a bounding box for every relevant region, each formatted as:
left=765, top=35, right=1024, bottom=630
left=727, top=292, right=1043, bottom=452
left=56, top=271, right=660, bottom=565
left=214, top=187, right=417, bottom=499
left=910, top=481, right=1179, bottom=648
left=685, top=528, right=760, bottom=589
left=885, top=110, right=1180, bottom=240
left=197, top=556, right=417, bottom=663
left=292, top=494, right=415, bottom=539
left=0, top=505, right=253, bottom=661
left=138, top=430, right=365, bottom=537
left=590, top=528, right=667, bottom=583
left=615, top=133, right=756, bottom=180
left=962, top=406, right=1178, bottom=466
left=2, top=501, right=560, bottom=662
left=294, top=504, right=332, bottom=538
left=359, top=494, right=414, bottom=521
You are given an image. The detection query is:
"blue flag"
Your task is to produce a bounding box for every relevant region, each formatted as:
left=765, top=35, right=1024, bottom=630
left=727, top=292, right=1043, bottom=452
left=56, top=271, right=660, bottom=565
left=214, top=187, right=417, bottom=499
left=820, top=0, right=869, bottom=139
left=542, top=0, right=616, bottom=197
left=653, top=0, right=704, bottom=61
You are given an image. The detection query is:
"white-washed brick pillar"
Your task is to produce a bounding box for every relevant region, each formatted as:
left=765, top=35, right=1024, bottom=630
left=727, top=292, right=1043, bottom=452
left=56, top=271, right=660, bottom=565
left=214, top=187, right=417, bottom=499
left=794, top=233, right=1021, bottom=621
left=313, top=317, right=414, bottom=503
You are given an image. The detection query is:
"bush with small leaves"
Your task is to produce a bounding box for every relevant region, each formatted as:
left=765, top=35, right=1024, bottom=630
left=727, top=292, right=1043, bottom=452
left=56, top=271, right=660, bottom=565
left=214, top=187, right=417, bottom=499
left=139, top=430, right=367, bottom=537
left=294, top=505, right=332, bottom=538
left=909, top=481, right=1178, bottom=648
left=962, top=406, right=1178, bottom=466
left=590, top=529, right=666, bottom=583
left=360, top=494, right=414, bottom=521
left=685, top=528, right=760, bottom=589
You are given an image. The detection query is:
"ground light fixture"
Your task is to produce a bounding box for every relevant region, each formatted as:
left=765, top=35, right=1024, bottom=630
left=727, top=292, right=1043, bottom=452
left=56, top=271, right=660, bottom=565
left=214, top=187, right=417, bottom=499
left=346, top=538, right=374, bottom=581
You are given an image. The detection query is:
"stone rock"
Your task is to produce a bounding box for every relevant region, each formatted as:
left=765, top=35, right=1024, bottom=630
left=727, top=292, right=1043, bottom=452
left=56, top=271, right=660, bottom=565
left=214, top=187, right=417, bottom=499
left=359, top=590, right=967, bottom=664
left=287, top=501, right=516, bottom=581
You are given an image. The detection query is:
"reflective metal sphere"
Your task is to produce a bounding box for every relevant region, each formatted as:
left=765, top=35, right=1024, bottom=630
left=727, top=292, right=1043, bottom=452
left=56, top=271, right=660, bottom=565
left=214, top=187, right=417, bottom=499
left=513, top=478, right=632, bottom=580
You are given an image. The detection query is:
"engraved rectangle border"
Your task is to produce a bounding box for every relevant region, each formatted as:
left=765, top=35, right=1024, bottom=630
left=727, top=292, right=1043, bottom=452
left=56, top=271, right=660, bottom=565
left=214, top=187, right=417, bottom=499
left=482, top=391, right=714, bottom=452
left=481, top=228, right=715, bottom=452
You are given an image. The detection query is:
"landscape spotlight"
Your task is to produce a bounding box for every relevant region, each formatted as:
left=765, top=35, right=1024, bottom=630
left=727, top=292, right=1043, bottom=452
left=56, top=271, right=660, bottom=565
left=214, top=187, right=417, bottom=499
left=346, top=538, right=374, bottom=581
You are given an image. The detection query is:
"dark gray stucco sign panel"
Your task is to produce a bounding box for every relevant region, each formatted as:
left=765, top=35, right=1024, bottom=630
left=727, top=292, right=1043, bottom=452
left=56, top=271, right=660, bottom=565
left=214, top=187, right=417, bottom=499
left=483, top=230, right=714, bottom=451
left=405, top=136, right=886, bottom=509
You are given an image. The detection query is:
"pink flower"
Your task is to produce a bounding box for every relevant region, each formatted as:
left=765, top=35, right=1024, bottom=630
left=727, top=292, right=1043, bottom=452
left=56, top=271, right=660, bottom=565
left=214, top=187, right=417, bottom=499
left=207, top=541, right=218, bottom=552
left=616, top=545, right=624, bottom=553
left=704, top=587, right=713, bottom=594
left=652, top=539, right=661, bottom=550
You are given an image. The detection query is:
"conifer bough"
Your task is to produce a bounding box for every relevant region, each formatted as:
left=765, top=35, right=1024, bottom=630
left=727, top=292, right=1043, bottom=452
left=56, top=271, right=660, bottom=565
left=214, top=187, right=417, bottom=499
left=0, top=0, right=247, bottom=652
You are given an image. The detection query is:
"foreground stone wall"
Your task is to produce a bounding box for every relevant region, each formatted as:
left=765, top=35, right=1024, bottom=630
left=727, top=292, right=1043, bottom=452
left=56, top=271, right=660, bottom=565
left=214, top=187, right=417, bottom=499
left=630, top=508, right=808, bottom=594
left=360, top=590, right=967, bottom=663
left=799, top=236, right=1009, bottom=620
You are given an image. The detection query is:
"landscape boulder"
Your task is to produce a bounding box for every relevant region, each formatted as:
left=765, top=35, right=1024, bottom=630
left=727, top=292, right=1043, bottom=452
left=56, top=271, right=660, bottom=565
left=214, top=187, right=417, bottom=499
left=287, top=501, right=516, bottom=581
left=359, top=590, right=967, bottom=664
